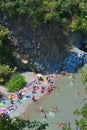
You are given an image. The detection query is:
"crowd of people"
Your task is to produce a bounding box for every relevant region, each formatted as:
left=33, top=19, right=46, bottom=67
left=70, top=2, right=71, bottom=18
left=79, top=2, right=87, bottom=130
left=0, top=71, right=86, bottom=130
left=0, top=73, right=57, bottom=116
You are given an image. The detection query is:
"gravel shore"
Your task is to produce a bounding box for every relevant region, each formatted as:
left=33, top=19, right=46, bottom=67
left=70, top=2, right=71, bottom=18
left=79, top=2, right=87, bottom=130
left=0, top=72, right=56, bottom=118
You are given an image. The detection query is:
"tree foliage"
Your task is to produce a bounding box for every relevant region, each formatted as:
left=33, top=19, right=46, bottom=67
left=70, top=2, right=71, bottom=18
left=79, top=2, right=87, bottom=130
left=0, top=0, right=87, bottom=32
left=0, top=26, right=16, bottom=84
left=62, top=122, right=71, bottom=130
left=74, top=104, right=87, bottom=130
left=62, top=104, right=87, bottom=130
left=0, top=113, right=48, bottom=130
left=0, top=25, right=13, bottom=65
left=6, top=73, right=26, bottom=92
left=0, top=25, right=9, bottom=40
left=80, top=67, right=87, bottom=90
left=0, top=65, right=16, bottom=84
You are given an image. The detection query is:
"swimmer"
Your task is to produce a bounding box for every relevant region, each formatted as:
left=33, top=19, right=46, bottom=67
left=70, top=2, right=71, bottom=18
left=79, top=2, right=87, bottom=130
left=61, top=71, right=66, bottom=76
left=50, top=106, right=58, bottom=113
left=32, top=95, right=35, bottom=101
left=70, top=78, right=74, bottom=85
left=76, top=90, right=80, bottom=95
left=55, top=106, right=58, bottom=112
left=71, top=73, right=75, bottom=79
left=50, top=107, right=55, bottom=112
left=57, top=122, right=64, bottom=127
left=69, top=73, right=75, bottom=79
left=83, top=97, right=86, bottom=101
left=39, top=106, right=44, bottom=112
left=43, top=112, right=47, bottom=119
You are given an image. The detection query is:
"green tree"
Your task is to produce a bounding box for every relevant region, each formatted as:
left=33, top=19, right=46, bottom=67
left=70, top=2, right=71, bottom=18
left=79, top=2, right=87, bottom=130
left=0, top=0, right=87, bottom=32
left=0, top=65, right=16, bottom=84
left=0, top=113, right=48, bottom=130
left=61, top=104, right=87, bottom=130
left=74, top=104, right=87, bottom=130
left=6, top=73, right=26, bottom=92
left=0, top=25, right=13, bottom=65
left=0, top=25, right=9, bottom=40
left=80, top=67, right=87, bottom=91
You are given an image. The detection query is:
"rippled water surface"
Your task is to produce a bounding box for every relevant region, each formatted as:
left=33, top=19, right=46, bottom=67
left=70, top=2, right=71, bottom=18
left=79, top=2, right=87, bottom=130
left=24, top=67, right=87, bottom=130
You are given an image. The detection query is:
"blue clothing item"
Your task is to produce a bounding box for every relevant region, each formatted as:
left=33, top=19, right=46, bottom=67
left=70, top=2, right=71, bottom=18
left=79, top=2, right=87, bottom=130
left=76, top=127, right=78, bottom=130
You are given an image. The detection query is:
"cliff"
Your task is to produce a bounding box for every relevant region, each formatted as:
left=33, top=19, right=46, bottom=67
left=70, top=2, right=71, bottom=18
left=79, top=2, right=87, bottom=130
left=0, top=17, right=87, bottom=73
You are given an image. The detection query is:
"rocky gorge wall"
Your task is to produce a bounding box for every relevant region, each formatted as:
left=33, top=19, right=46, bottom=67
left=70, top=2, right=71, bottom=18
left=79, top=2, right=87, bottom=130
left=0, top=17, right=87, bottom=74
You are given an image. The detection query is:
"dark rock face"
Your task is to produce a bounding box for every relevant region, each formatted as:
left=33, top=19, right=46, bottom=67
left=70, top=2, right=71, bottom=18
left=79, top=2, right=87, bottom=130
left=2, top=20, right=67, bottom=73
left=0, top=17, right=87, bottom=73
left=62, top=33, right=87, bottom=73
left=63, top=47, right=87, bottom=73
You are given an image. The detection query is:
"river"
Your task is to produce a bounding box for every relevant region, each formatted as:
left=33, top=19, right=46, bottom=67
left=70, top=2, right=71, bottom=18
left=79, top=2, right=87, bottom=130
left=23, top=66, right=87, bottom=130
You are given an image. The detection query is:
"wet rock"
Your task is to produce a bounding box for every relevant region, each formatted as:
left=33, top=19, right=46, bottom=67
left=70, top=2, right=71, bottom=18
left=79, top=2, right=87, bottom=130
left=63, top=47, right=87, bottom=73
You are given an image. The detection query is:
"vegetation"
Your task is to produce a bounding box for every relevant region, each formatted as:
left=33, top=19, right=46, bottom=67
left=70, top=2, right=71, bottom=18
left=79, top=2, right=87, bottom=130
left=0, top=25, right=16, bottom=86
left=62, top=122, right=71, bottom=130
left=0, top=65, right=16, bottom=84
left=0, top=1, right=86, bottom=130
left=0, top=0, right=87, bottom=32
left=6, top=73, right=26, bottom=92
left=62, top=104, right=87, bottom=130
left=0, top=25, right=13, bottom=65
left=73, top=104, right=87, bottom=130
left=62, top=66, right=87, bottom=130
left=0, top=25, right=9, bottom=40
left=0, top=113, right=48, bottom=130
left=80, top=67, right=87, bottom=91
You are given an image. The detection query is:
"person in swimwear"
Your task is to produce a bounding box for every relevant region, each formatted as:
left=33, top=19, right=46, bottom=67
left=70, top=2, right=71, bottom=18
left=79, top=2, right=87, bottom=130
left=32, top=95, right=35, bottom=101
left=76, top=89, right=80, bottom=95
left=43, top=112, right=47, bottom=119
left=57, top=122, right=64, bottom=127
left=75, top=125, right=79, bottom=130
left=39, top=106, right=44, bottom=112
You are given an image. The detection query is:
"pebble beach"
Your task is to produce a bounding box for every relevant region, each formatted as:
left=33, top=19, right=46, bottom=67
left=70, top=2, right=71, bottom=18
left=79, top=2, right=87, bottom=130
left=0, top=72, right=57, bottom=118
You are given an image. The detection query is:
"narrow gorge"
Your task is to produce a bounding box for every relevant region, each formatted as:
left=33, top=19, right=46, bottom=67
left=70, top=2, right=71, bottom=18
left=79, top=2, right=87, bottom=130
left=1, top=20, right=86, bottom=73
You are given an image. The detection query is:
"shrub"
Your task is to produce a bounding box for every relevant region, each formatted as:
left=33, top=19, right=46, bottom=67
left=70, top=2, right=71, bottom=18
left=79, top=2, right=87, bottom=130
left=0, top=65, right=16, bottom=84
left=0, top=114, right=48, bottom=130
left=6, top=73, right=26, bottom=92
left=0, top=25, right=14, bottom=66
left=0, top=0, right=87, bottom=32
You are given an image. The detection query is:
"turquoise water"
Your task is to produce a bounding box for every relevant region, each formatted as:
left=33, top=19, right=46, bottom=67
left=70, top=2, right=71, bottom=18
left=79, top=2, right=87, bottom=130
left=24, top=68, right=87, bottom=130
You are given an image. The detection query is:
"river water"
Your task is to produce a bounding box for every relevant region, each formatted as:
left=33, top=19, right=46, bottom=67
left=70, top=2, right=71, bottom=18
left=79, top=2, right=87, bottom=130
left=23, top=67, right=87, bottom=130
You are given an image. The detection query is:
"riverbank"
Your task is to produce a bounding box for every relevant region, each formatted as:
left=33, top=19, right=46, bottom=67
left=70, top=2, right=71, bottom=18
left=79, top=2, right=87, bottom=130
left=0, top=72, right=57, bottom=118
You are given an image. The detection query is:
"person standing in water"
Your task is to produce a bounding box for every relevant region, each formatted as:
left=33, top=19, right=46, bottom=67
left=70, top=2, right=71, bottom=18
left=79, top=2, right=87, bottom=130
left=39, top=106, right=44, bottom=112
left=76, top=89, right=80, bottom=95
left=43, top=112, right=47, bottom=119
left=75, top=125, right=79, bottom=130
